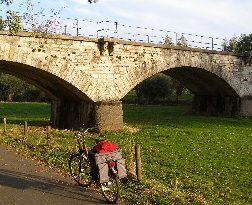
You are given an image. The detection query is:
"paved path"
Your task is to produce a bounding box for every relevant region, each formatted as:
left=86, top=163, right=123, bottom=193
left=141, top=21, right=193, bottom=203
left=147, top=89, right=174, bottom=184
left=0, top=143, right=131, bottom=205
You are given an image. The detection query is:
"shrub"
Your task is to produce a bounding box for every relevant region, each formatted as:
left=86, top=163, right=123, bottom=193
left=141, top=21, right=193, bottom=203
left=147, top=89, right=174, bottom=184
left=135, top=73, right=172, bottom=104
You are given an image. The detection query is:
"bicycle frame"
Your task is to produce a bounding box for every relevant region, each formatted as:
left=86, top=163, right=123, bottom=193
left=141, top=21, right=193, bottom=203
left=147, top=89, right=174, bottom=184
left=75, top=132, right=88, bottom=156
left=74, top=127, right=99, bottom=156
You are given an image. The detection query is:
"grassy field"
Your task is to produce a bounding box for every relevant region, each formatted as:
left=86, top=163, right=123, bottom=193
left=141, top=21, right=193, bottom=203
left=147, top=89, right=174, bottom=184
left=0, top=102, right=252, bottom=204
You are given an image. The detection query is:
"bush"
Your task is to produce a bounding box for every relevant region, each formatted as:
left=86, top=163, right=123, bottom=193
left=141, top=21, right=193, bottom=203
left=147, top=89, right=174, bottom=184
left=0, top=73, right=48, bottom=102
left=135, top=74, right=172, bottom=104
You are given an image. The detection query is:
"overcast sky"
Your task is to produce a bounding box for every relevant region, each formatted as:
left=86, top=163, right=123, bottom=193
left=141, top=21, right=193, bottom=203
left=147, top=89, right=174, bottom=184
left=1, top=0, right=252, bottom=41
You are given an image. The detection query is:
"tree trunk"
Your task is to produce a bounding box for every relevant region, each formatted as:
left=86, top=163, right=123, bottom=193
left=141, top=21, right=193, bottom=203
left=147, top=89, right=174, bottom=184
left=6, top=92, right=14, bottom=102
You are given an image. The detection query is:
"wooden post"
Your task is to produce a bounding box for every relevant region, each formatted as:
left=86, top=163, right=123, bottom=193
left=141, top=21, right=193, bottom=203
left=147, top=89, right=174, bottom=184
left=46, top=125, right=51, bottom=145
left=46, top=125, right=51, bottom=138
left=3, top=118, right=7, bottom=134
left=135, top=144, right=142, bottom=181
left=24, top=121, right=28, bottom=136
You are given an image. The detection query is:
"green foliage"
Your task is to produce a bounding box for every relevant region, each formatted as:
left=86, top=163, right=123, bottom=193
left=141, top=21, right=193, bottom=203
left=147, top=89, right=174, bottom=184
left=0, top=18, right=6, bottom=30
left=223, top=34, right=252, bottom=53
left=6, top=10, right=22, bottom=34
left=122, top=89, right=193, bottom=106
left=223, top=36, right=238, bottom=52
left=0, top=0, right=65, bottom=34
left=136, top=73, right=172, bottom=104
left=0, top=73, right=23, bottom=93
left=171, top=78, right=186, bottom=102
left=0, top=9, right=21, bottom=34
left=0, top=73, right=46, bottom=102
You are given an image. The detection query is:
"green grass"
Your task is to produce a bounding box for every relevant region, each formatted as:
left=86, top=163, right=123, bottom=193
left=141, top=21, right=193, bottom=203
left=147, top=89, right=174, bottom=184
left=112, top=105, right=252, bottom=204
left=0, top=102, right=252, bottom=204
left=0, top=102, right=50, bottom=125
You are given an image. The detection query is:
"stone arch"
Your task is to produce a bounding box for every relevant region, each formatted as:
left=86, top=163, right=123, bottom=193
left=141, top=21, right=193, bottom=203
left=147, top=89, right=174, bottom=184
left=164, top=66, right=238, bottom=97
left=117, top=46, right=242, bottom=102
left=127, top=64, right=240, bottom=116
left=0, top=60, right=96, bottom=129
left=0, top=60, right=91, bottom=101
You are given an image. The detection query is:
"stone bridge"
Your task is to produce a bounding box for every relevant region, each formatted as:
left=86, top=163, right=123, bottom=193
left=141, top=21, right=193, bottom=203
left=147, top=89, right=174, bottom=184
left=0, top=31, right=252, bottom=131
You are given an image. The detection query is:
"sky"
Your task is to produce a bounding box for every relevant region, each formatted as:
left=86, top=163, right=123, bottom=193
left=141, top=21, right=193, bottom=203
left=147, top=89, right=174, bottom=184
left=1, top=0, right=252, bottom=47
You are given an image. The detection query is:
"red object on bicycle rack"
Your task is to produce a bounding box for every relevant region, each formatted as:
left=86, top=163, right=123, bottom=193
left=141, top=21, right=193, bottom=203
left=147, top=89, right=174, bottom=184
left=93, top=140, right=118, bottom=153
left=108, top=161, right=116, bottom=167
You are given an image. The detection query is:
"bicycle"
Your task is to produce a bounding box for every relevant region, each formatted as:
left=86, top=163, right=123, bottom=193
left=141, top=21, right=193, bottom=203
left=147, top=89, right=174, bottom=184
left=68, top=127, right=122, bottom=204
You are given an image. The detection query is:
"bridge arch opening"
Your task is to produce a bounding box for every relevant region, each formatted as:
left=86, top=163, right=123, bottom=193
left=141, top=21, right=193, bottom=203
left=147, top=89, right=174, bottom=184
left=124, top=66, right=241, bottom=117
left=0, top=60, right=91, bottom=100
left=163, top=66, right=240, bottom=116
left=0, top=61, right=96, bottom=129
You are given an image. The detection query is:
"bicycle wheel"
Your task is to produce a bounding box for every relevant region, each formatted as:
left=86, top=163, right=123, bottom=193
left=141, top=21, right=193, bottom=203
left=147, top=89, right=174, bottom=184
left=69, top=153, right=93, bottom=187
left=100, top=170, right=119, bottom=204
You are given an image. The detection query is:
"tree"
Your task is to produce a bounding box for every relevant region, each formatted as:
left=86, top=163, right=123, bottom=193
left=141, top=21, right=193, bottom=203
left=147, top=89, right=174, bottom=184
left=0, top=77, right=9, bottom=101
left=171, top=78, right=185, bottom=103
left=1, top=0, right=98, bottom=34
left=17, top=0, right=65, bottom=34
left=0, top=10, right=22, bottom=34
left=223, top=34, right=252, bottom=53
left=223, top=34, right=252, bottom=65
left=0, top=73, right=25, bottom=101
left=222, top=36, right=238, bottom=52
left=164, top=34, right=174, bottom=46
left=234, top=34, right=252, bottom=54
left=0, top=0, right=21, bottom=33
left=5, top=10, right=22, bottom=34
left=136, top=73, right=172, bottom=104
left=0, top=73, right=46, bottom=102
left=177, top=34, right=188, bottom=47
left=0, top=0, right=13, bottom=5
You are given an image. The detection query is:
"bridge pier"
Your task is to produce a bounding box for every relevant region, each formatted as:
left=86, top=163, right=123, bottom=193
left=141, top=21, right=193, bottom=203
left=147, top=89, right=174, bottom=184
left=240, top=96, right=252, bottom=116
left=94, top=101, right=124, bottom=132
left=50, top=99, right=123, bottom=131
left=192, top=95, right=240, bottom=116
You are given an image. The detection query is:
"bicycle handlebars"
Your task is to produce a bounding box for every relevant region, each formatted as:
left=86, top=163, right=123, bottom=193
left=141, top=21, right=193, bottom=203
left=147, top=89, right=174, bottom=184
left=74, top=126, right=100, bottom=137
left=84, top=126, right=100, bottom=134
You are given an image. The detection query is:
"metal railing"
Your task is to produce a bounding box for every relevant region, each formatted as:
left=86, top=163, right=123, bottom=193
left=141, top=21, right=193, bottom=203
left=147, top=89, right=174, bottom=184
left=0, top=9, right=226, bottom=51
